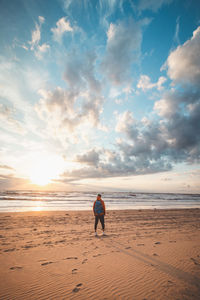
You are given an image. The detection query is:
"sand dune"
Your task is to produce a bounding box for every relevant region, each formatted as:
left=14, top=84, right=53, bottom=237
left=0, top=209, right=200, bottom=299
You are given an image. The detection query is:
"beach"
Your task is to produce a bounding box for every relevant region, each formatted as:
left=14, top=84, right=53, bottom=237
left=0, top=208, right=200, bottom=299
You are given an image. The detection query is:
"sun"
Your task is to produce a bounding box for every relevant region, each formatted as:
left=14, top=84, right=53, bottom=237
left=28, top=154, right=64, bottom=186
left=29, top=168, right=52, bottom=186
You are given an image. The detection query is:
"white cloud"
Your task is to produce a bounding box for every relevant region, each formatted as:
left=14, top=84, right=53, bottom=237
left=137, top=0, right=172, bottom=12
left=35, top=85, right=104, bottom=146
left=166, top=26, right=200, bottom=85
left=137, top=75, right=166, bottom=91
left=35, top=43, right=50, bottom=59
left=173, top=16, right=180, bottom=45
left=0, top=104, right=27, bottom=135
left=51, top=17, right=73, bottom=42
left=154, top=97, right=177, bottom=117
left=38, top=16, right=45, bottom=24
left=29, top=23, right=41, bottom=50
left=115, top=111, right=135, bottom=133
left=28, top=16, right=50, bottom=59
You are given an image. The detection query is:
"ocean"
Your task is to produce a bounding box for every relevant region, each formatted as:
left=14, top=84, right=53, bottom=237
left=0, top=190, right=200, bottom=212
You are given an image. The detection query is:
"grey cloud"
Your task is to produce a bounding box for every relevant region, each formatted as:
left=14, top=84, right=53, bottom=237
left=76, top=149, right=100, bottom=167
left=59, top=146, right=172, bottom=182
left=0, top=174, right=28, bottom=189
left=101, top=19, right=143, bottom=85
left=60, top=88, right=199, bottom=182
left=64, top=51, right=101, bottom=94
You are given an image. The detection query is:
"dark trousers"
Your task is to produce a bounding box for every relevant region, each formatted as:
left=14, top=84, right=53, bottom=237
left=95, top=215, right=105, bottom=231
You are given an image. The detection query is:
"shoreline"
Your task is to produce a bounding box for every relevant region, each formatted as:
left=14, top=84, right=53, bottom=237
left=0, top=207, right=199, bottom=215
left=0, top=208, right=200, bottom=299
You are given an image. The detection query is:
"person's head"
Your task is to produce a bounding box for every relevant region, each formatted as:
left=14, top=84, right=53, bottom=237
left=97, top=193, right=101, bottom=200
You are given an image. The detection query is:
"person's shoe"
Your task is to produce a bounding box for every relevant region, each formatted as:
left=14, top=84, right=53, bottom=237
left=95, top=232, right=98, bottom=237
left=102, top=231, right=105, bottom=236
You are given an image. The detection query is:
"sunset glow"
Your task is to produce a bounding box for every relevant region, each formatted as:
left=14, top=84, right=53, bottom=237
left=28, top=155, right=65, bottom=186
left=0, top=0, right=199, bottom=192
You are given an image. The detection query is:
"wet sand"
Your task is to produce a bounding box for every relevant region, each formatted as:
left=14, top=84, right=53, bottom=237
left=0, top=209, right=200, bottom=299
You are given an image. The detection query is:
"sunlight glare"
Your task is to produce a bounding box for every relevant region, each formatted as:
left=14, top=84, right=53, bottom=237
left=29, top=154, right=65, bottom=186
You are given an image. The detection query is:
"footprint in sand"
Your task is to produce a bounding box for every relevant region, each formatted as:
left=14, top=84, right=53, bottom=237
left=125, top=246, right=131, bottom=249
left=10, top=266, right=23, bottom=270
left=72, top=283, right=83, bottom=293
left=155, top=242, right=161, bottom=245
left=82, top=259, right=88, bottom=264
left=137, top=244, right=144, bottom=246
left=41, top=261, right=53, bottom=266
left=191, top=258, right=200, bottom=265
left=153, top=253, right=158, bottom=256
left=72, top=268, right=78, bottom=274
left=4, top=248, right=15, bottom=252
left=93, top=254, right=102, bottom=257
left=65, top=257, right=78, bottom=260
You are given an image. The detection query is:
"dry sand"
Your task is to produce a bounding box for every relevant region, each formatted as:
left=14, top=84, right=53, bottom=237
left=0, top=208, right=200, bottom=300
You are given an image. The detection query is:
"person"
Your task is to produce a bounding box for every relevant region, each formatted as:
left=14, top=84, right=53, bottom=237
left=93, top=194, right=106, bottom=236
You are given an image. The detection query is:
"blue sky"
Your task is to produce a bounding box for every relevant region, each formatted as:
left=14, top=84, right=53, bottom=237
left=0, top=0, right=200, bottom=192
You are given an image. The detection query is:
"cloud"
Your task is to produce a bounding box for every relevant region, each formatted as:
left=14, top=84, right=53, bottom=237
left=65, top=83, right=199, bottom=181
left=173, top=16, right=180, bottom=45
left=59, top=144, right=172, bottom=182
left=64, top=51, right=101, bottom=94
left=35, top=43, right=50, bottom=59
left=137, top=0, right=172, bottom=12
left=137, top=75, right=167, bottom=91
left=28, top=16, right=50, bottom=59
left=38, top=16, right=45, bottom=24
left=0, top=165, right=14, bottom=170
left=101, top=19, right=143, bottom=85
left=0, top=103, right=27, bottom=135
left=0, top=174, right=29, bottom=189
left=29, top=22, right=41, bottom=51
left=51, top=17, right=73, bottom=42
left=166, top=26, right=200, bottom=86
left=35, top=85, right=104, bottom=145
left=76, top=149, right=100, bottom=167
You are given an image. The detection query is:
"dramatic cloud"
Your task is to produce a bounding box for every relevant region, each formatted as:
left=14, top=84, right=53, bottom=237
left=101, top=19, right=143, bottom=85
left=137, top=75, right=167, bottom=91
left=51, top=17, right=73, bottom=42
left=166, top=26, right=200, bottom=86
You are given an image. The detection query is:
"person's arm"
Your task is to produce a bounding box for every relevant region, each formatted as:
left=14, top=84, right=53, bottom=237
left=102, top=200, right=106, bottom=215
left=93, top=201, right=96, bottom=215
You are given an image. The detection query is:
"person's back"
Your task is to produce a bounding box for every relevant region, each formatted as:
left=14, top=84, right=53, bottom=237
left=94, top=199, right=104, bottom=215
left=93, top=194, right=105, bottom=236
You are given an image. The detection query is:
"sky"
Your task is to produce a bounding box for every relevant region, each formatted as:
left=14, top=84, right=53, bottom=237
left=0, top=0, right=200, bottom=193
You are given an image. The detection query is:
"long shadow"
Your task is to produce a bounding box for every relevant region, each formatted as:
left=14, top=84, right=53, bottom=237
left=103, top=238, right=200, bottom=288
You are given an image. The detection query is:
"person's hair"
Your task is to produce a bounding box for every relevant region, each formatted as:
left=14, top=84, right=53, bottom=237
left=97, top=193, right=101, bottom=197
